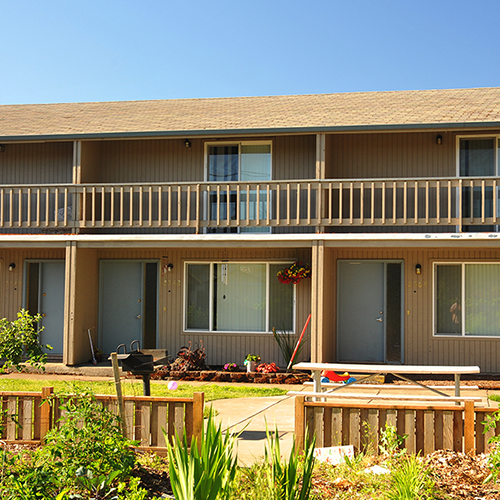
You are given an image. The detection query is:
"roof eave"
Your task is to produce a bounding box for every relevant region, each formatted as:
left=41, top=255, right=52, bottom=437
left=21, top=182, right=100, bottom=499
left=2, top=121, right=500, bottom=142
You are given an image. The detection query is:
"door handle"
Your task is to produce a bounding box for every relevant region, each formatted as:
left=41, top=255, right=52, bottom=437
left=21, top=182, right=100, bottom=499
left=375, top=317, right=383, bottom=322
left=135, top=315, right=141, bottom=319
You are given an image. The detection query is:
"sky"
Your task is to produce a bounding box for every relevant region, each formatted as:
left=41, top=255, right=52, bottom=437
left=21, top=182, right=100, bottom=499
left=0, top=0, right=499, bottom=105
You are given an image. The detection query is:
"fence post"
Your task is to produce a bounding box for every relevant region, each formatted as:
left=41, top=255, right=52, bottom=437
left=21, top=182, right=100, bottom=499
left=295, top=395, right=305, bottom=454
left=464, top=401, right=475, bottom=455
left=111, top=352, right=127, bottom=438
left=40, top=386, right=54, bottom=443
left=192, top=392, right=205, bottom=450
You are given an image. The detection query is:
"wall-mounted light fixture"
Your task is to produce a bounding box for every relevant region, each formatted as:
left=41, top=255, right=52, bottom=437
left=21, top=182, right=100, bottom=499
left=436, top=135, right=443, bottom=145
left=167, top=263, right=174, bottom=272
left=8, top=263, right=15, bottom=272
left=184, top=139, right=191, bottom=148
left=415, top=263, right=422, bottom=275
left=0, top=145, right=5, bottom=153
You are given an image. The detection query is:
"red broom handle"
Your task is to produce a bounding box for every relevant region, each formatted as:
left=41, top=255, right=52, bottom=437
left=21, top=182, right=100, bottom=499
left=287, top=313, right=311, bottom=370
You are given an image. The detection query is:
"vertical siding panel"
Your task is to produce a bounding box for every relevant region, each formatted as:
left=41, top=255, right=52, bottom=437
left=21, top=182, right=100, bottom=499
left=0, top=142, right=73, bottom=184
left=329, top=131, right=455, bottom=180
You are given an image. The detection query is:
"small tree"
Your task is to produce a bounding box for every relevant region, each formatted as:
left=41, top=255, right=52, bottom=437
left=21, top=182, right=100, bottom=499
left=0, top=309, right=50, bottom=371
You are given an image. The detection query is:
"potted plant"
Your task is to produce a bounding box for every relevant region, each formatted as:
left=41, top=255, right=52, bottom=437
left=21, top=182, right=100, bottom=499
left=244, top=354, right=261, bottom=373
left=277, top=261, right=311, bottom=285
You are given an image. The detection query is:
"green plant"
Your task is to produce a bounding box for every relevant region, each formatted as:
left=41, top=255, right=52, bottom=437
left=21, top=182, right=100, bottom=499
left=69, top=467, right=120, bottom=499
left=0, top=463, right=62, bottom=499
left=0, top=309, right=50, bottom=372
left=483, top=394, right=500, bottom=483
left=229, top=465, right=274, bottom=500
left=385, top=455, right=435, bottom=500
left=379, top=423, right=407, bottom=458
left=264, top=426, right=316, bottom=500
left=244, top=354, right=261, bottom=362
left=116, top=477, right=148, bottom=500
left=272, top=326, right=306, bottom=369
left=41, top=389, right=135, bottom=481
left=342, top=450, right=365, bottom=471
left=165, top=412, right=237, bottom=500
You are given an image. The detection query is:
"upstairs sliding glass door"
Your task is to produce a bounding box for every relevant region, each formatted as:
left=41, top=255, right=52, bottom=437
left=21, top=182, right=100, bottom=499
left=460, top=137, right=500, bottom=231
left=207, top=143, right=271, bottom=232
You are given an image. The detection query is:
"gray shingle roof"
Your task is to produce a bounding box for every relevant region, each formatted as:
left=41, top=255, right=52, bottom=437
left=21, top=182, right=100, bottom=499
left=1, top=87, right=500, bottom=140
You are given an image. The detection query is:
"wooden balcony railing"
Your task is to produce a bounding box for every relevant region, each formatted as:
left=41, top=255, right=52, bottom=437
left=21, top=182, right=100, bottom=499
left=1, top=177, right=499, bottom=232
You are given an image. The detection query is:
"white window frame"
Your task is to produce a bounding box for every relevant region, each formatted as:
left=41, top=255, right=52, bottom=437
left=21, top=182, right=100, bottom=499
left=204, top=140, right=273, bottom=182
left=203, top=141, right=273, bottom=233
left=183, top=260, right=296, bottom=335
left=455, top=135, right=500, bottom=230
left=433, top=261, right=500, bottom=338
left=455, top=135, right=500, bottom=178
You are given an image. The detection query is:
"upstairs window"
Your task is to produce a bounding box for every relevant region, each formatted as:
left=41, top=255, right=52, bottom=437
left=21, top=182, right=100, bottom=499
left=207, top=142, right=271, bottom=232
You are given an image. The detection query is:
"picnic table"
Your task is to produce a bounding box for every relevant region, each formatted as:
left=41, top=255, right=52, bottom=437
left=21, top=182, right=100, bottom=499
left=292, top=362, right=481, bottom=400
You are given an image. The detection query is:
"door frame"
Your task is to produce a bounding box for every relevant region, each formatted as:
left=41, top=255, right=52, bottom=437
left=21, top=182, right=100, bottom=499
left=98, top=259, right=159, bottom=352
left=336, top=259, right=404, bottom=364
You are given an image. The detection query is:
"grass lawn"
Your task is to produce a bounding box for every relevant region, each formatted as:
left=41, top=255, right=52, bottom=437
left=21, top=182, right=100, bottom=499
left=0, top=377, right=288, bottom=401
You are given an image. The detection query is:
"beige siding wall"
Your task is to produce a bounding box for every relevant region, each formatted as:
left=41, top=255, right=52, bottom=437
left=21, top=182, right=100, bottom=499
left=88, top=139, right=204, bottom=183
left=273, top=135, right=316, bottom=180
left=326, top=247, right=500, bottom=373
left=67, top=247, right=312, bottom=367
left=79, top=135, right=316, bottom=184
left=326, top=131, right=456, bottom=179
left=0, top=142, right=73, bottom=184
left=0, top=248, right=66, bottom=321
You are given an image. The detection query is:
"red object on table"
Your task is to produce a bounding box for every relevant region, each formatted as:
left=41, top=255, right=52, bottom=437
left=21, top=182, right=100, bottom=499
left=321, top=370, right=350, bottom=382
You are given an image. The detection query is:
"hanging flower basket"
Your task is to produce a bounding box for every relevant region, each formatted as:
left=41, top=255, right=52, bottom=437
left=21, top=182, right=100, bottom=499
left=277, top=262, right=311, bottom=285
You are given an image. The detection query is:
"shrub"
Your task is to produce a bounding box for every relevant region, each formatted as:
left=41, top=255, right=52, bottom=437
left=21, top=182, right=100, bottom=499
left=40, top=389, right=136, bottom=482
left=170, top=341, right=209, bottom=371
left=0, top=309, right=49, bottom=371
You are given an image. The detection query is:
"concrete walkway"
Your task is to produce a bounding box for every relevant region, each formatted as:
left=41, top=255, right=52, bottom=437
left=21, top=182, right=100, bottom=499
left=210, top=393, right=298, bottom=466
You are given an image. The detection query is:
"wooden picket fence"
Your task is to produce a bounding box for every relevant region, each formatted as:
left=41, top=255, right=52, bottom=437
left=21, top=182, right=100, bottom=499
left=0, top=387, right=204, bottom=454
left=295, top=396, right=499, bottom=455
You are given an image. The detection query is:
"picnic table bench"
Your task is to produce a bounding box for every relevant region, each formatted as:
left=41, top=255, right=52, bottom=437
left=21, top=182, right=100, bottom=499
left=292, top=362, right=481, bottom=400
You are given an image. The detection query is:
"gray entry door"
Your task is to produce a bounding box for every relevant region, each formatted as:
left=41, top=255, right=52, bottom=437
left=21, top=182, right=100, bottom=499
left=100, top=261, right=143, bottom=354
left=338, top=261, right=385, bottom=362
left=39, top=261, right=65, bottom=355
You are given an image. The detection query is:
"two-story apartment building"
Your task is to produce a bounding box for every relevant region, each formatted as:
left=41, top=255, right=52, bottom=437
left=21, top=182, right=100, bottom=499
left=2, top=87, right=500, bottom=371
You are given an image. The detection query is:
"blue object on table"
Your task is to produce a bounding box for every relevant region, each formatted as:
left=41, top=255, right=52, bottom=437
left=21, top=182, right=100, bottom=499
left=321, top=376, right=330, bottom=384
left=344, top=377, right=356, bottom=384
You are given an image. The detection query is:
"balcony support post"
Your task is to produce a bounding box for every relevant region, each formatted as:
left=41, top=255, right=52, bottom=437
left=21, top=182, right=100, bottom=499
left=311, top=241, right=326, bottom=363
left=315, top=134, right=326, bottom=232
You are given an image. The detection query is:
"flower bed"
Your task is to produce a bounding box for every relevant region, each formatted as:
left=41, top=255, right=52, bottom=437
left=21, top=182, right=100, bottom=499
left=150, top=368, right=311, bottom=384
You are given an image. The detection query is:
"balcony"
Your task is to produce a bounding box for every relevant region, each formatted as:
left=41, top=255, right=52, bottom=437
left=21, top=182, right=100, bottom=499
left=0, top=177, right=498, bottom=233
